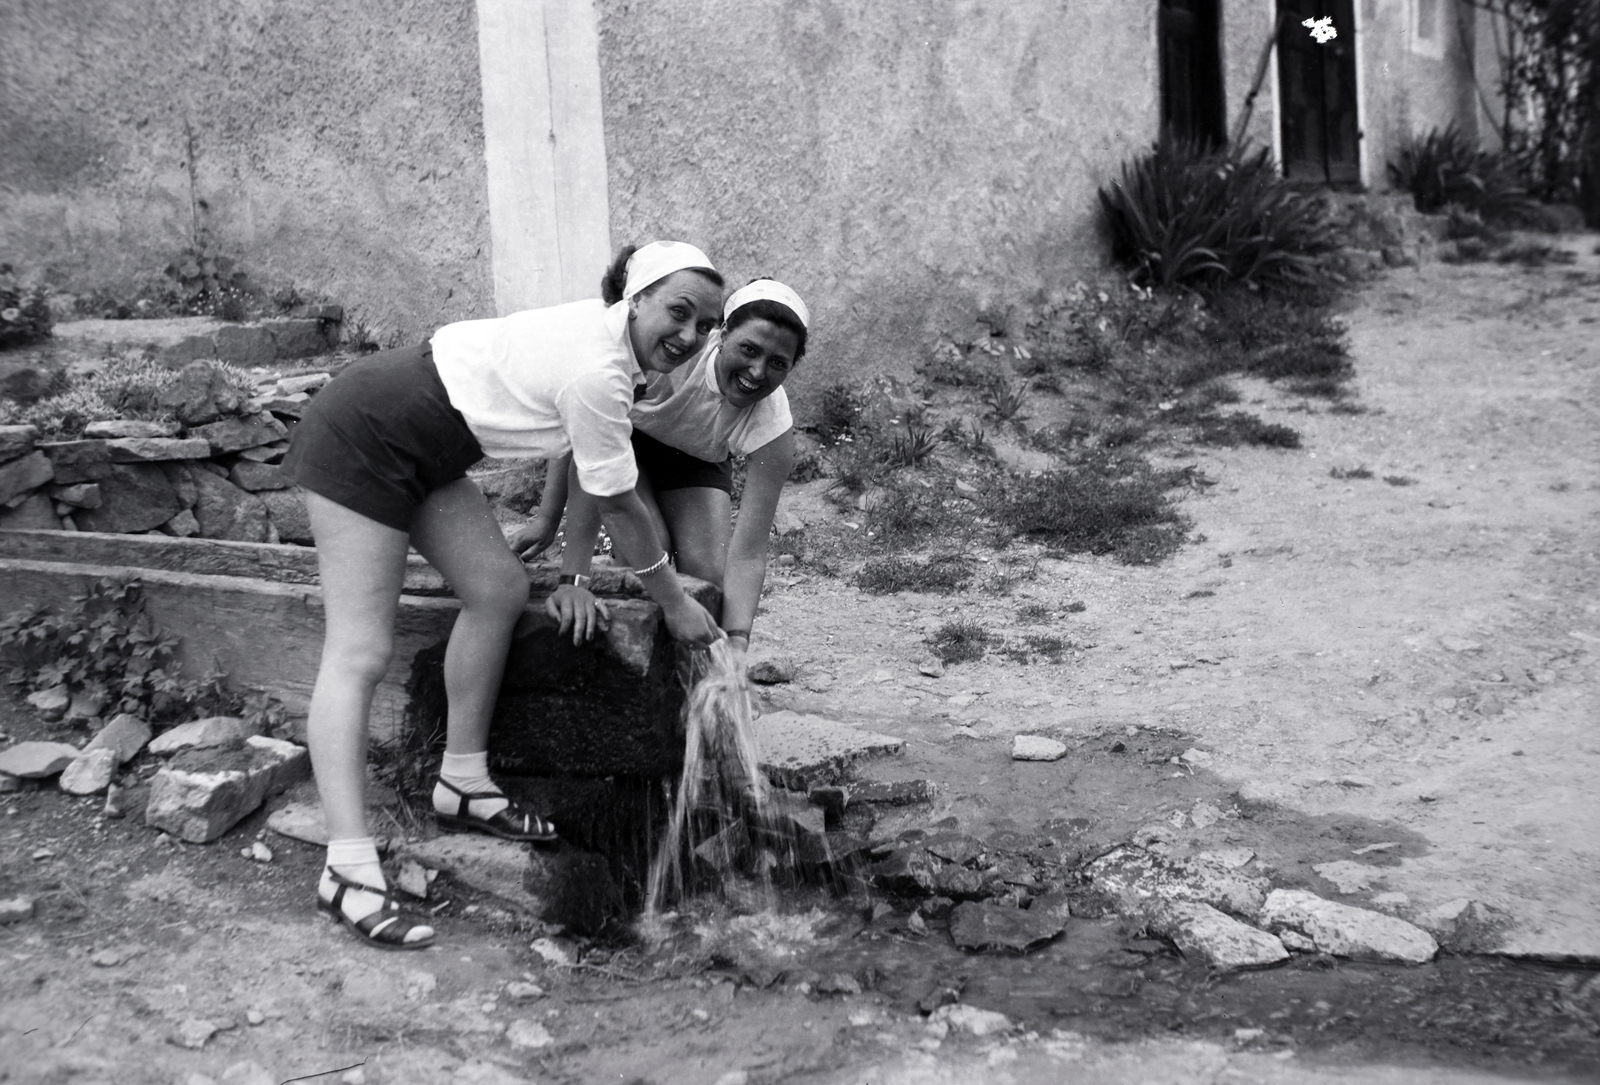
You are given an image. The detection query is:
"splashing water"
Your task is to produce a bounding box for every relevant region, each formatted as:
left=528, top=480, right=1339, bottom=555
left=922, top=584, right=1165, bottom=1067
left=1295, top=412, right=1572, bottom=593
left=645, top=638, right=794, bottom=921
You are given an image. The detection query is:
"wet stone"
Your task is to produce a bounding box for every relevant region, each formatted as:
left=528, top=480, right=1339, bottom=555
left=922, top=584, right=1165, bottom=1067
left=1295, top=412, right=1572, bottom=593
left=1149, top=901, right=1289, bottom=972
left=925, top=832, right=984, bottom=865
left=1259, top=888, right=1437, bottom=963
left=851, top=779, right=934, bottom=806
left=949, top=900, right=1067, bottom=952
left=870, top=845, right=938, bottom=894
left=1082, top=845, right=1271, bottom=921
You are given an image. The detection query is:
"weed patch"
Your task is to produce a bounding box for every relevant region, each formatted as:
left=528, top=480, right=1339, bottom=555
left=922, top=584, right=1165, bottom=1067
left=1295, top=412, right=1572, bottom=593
left=928, top=619, right=991, bottom=664
left=855, top=555, right=973, bottom=595
left=1195, top=412, right=1302, bottom=449
left=989, top=451, right=1189, bottom=565
left=1330, top=466, right=1374, bottom=480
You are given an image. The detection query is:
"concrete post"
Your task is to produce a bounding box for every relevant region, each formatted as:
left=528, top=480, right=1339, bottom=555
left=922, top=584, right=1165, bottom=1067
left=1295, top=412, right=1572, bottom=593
left=475, top=0, right=612, bottom=314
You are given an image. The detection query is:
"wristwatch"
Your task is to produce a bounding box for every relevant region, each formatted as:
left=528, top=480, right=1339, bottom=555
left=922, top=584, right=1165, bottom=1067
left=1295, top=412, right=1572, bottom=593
left=558, top=573, right=592, bottom=590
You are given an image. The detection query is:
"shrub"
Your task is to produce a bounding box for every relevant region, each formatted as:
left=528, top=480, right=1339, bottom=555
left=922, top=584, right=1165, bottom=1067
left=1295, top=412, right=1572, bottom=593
left=813, top=382, right=865, bottom=444
left=1387, top=125, right=1543, bottom=225
left=0, top=354, right=253, bottom=438
left=1098, top=139, right=1341, bottom=294
left=0, top=265, right=53, bottom=349
left=980, top=376, right=1030, bottom=423
left=928, top=619, right=991, bottom=664
left=855, top=555, right=973, bottom=595
left=885, top=421, right=941, bottom=467
left=989, top=451, right=1189, bottom=565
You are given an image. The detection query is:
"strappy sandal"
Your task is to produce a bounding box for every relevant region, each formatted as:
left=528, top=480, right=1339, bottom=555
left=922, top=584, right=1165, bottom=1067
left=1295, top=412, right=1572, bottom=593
left=435, top=778, right=558, bottom=842
left=317, top=868, right=436, bottom=951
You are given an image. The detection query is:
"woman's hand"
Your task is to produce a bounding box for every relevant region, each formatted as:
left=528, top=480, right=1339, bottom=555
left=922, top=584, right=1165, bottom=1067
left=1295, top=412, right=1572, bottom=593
left=508, top=512, right=560, bottom=560
left=545, top=584, right=610, bottom=645
left=663, top=596, right=723, bottom=647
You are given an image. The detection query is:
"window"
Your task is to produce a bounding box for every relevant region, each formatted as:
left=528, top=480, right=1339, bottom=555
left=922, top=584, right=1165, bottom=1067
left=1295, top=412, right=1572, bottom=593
left=1412, top=0, right=1445, bottom=59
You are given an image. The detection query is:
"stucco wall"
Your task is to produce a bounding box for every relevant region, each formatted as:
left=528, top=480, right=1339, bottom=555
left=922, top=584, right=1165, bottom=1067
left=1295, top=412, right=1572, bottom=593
left=596, top=0, right=1165, bottom=409
left=1359, top=0, right=1483, bottom=189
left=0, top=0, right=492, bottom=341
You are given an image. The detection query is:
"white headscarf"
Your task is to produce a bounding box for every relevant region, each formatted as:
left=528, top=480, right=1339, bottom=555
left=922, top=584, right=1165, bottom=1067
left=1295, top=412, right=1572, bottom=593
left=622, top=241, right=717, bottom=299
left=723, top=278, right=810, bottom=328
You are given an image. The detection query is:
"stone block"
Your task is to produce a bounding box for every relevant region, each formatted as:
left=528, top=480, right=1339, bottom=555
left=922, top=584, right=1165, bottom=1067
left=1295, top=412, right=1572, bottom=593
left=0, top=740, right=81, bottom=778
left=229, top=461, right=291, bottom=492
left=49, top=482, right=102, bottom=509
left=0, top=897, right=35, bottom=923
left=1012, top=734, right=1067, bottom=761
left=75, top=463, right=183, bottom=533
left=277, top=372, right=331, bottom=395
left=157, top=461, right=199, bottom=508
left=84, top=713, right=153, bottom=763
left=1081, top=845, right=1271, bottom=921
left=258, top=489, right=311, bottom=543
left=1259, top=888, right=1437, bottom=963
left=144, top=735, right=310, bottom=843
left=163, top=509, right=200, bottom=537
left=60, top=747, right=119, bottom=795
left=851, top=779, right=935, bottom=806
left=84, top=420, right=181, bottom=439
left=192, top=469, right=271, bottom=542
left=752, top=711, right=904, bottom=790
left=148, top=716, right=263, bottom=755
left=0, top=451, right=54, bottom=505
left=214, top=325, right=276, bottom=366
left=0, top=493, right=61, bottom=531
left=191, top=414, right=288, bottom=455
left=263, top=320, right=327, bottom=360
left=0, top=424, right=39, bottom=462
left=395, top=835, right=551, bottom=914
left=747, top=650, right=796, bottom=684
left=156, top=362, right=244, bottom=426
left=38, top=440, right=111, bottom=484
left=948, top=900, right=1066, bottom=952
left=1148, top=901, right=1289, bottom=972
left=106, top=437, right=212, bottom=463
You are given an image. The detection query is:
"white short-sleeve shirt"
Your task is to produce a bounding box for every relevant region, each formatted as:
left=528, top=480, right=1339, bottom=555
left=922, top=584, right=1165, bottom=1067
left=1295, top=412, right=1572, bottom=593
left=629, top=337, right=793, bottom=463
left=430, top=299, right=642, bottom=496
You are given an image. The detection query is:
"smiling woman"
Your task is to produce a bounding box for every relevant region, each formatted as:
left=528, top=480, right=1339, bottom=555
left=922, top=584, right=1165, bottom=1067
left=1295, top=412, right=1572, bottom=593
left=277, top=240, right=726, bottom=951
left=544, top=278, right=811, bottom=660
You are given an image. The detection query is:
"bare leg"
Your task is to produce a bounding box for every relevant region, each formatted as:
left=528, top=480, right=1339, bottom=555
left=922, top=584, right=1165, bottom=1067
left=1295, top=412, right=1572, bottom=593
left=656, top=486, right=734, bottom=590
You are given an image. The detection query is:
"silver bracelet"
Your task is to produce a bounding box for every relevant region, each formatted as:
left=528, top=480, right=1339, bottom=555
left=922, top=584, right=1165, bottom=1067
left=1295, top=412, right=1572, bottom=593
left=635, top=551, right=671, bottom=576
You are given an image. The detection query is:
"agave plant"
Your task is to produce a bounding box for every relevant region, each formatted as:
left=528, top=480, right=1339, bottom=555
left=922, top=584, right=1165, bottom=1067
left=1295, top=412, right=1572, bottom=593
left=1387, top=124, right=1542, bottom=226
left=1098, top=139, right=1340, bottom=293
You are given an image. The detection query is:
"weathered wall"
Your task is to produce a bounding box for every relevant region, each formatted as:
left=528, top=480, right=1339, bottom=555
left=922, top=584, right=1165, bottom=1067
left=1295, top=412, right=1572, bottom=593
left=0, top=0, right=492, bottom=341
left=596, top=0, right=1164, bottom=411
left=1360, top=0, right=1483, bottom=189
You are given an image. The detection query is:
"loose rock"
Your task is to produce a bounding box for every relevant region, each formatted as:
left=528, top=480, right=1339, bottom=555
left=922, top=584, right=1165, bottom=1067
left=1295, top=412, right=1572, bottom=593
left=1259, top=888, right=1437, bottom=963
left=505, top=1019, right=553, bottom=1049
left=83, top=713, right=152, bottom=763
left=172, top=1018, right=219, bottom=1049
left=250, top=841, right=274, bottom=863
left=918, top=657, right=945, bottom=678
left=948, top=900, right=1066, bottom=952
left=59, top=748, right=118, bottom=795
left=505, top=981, right=545, bottom=1001
left=145, top=736, right=310, bottom=843
left=929, top=1003, right=1013, bottom=1037
left=1081, top=845, right=1271, bottom=920
left=0, top=740, right=81, bottom=778
left=24, top=685, right=70, bottom=721
left=746, top=651, right=797, bottom=685
left=397, top=858, right=432, bottom=899
left=0, top=897, right=35, bottom=923
left=148, top=716, right=263, bottom=754
left=1148, top=901, right=1289, bottom=972
left=1011, top=734, right=1067, bottom=761
left=219, top=1059, right=275, bottom=1085
left=157, top=362, right=245, bottom=425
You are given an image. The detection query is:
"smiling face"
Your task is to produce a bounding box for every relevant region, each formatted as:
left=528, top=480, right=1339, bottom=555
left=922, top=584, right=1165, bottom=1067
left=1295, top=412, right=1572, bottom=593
left=627, top=271, right=724, bottom=374
left=714, top=317, right=802, bottom=409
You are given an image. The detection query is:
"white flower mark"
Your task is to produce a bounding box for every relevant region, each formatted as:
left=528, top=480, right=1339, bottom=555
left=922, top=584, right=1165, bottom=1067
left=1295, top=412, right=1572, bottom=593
left=1303, top=16, right=1337, bottom=43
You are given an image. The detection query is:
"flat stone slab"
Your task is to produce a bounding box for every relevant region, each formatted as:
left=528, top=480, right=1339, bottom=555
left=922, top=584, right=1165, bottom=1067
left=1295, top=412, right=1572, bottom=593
left=148, top=716, right=263, bottom=755
left=105, top=436, right=211, bottom=463
left=145, top=735, right=310, bottom=843
left=1259, top=888, right=1437, bottom=963
left=0, top=740, right=82, bottom=778
left=395, top=835, right=549, bottom=914
left=753, top=710, right=904, bottom=790
left=1149, top=901, right=1289, bottom=972
left=1011, top=734, right=1067, bottom=761
left=948, top=900, right=1066, bottom=953
left=59, top=748, right=118, bottom=795
left=265, top=796, right=393, bottom=851
left=83, top=713, right=152, bottom=763
left=1082, top=845, right=1271, bottom=920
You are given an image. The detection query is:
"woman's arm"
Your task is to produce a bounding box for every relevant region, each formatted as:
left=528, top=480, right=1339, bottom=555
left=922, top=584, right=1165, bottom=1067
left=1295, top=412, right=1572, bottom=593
left=594, top=486, right=722, bottom=646
left=719, top=428, right=796, bottom=650
left=507, top=454, right=571, bottom=559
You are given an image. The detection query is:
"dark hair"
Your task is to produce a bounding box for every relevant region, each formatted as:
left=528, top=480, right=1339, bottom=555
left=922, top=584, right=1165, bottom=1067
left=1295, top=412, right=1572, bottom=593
left=725, top=292, right=807, bottom=362
left=599, top=244, right=724, bottom=305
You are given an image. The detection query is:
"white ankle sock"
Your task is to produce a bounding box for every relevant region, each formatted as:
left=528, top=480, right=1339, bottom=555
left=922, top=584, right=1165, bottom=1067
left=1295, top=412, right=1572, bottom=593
left=434, top=750, right=507, bottom=818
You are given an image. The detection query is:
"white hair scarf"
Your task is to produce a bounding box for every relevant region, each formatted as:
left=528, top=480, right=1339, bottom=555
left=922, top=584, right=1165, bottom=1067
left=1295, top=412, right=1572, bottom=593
left=622, top=241, right=717, bottom=299
left=723, top=278, right=809, bottom=328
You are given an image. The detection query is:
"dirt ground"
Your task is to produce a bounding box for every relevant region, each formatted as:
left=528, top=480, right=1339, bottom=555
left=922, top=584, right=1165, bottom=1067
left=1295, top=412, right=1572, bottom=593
left=2, top=246, right=1598, bottom=1084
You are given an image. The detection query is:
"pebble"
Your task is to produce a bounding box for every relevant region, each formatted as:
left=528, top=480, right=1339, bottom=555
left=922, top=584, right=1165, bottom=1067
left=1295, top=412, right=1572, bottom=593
left=505, top=981, right=545, bottom=1001
left=918, top=657, right=945, bottom=678
left=396, top=859, right=431, bottom=899
left=930, top=1003, right=1013, bottom=1037
left=89, top=948, right=124, bottom=967
left=1011, top=735, right=1067, bottom=761
left=32, top=847, right=55, bottom=861
left=219, top=1061, right=275, bottom=1085
left=172, top=1018, right=218, bottom=1049
left=250, top=841, right=274, bottom=863
left=1439, top=636, right=1484, bottom=653
left=340, top=1070, right=366, bottom=1085
left=529, top=937, right=573, bottom=966
left=0, top=896, right=36, bottom=924
left=245, top=1009, right=265, bottom=1026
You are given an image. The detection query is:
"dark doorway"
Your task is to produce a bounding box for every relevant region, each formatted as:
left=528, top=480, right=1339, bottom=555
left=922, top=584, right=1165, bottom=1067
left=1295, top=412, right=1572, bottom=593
left=1159, top=0, right=1226, bottom=148
left=1276, top=0, right=1361, bottom=184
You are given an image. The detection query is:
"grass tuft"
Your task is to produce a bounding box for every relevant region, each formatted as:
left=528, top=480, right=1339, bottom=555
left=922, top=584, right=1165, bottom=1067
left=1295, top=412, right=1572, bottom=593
left=988, top=451, right=1189, bottom=565
left=928, top=619, right=991, bottom=664
left=855, top=555, right=973, bottom=595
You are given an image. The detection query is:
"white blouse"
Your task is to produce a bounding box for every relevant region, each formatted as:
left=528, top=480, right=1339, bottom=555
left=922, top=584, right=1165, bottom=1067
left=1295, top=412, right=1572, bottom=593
left=430, top=299, right=642, bottom=496
left=629, top=336, right=793, bottom=463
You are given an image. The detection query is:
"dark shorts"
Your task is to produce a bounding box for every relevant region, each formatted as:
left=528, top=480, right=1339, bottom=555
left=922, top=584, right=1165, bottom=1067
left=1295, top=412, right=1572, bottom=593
left=280, top=342, right=484, bottom=532
left=631, top=429, right=733, bottom=494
